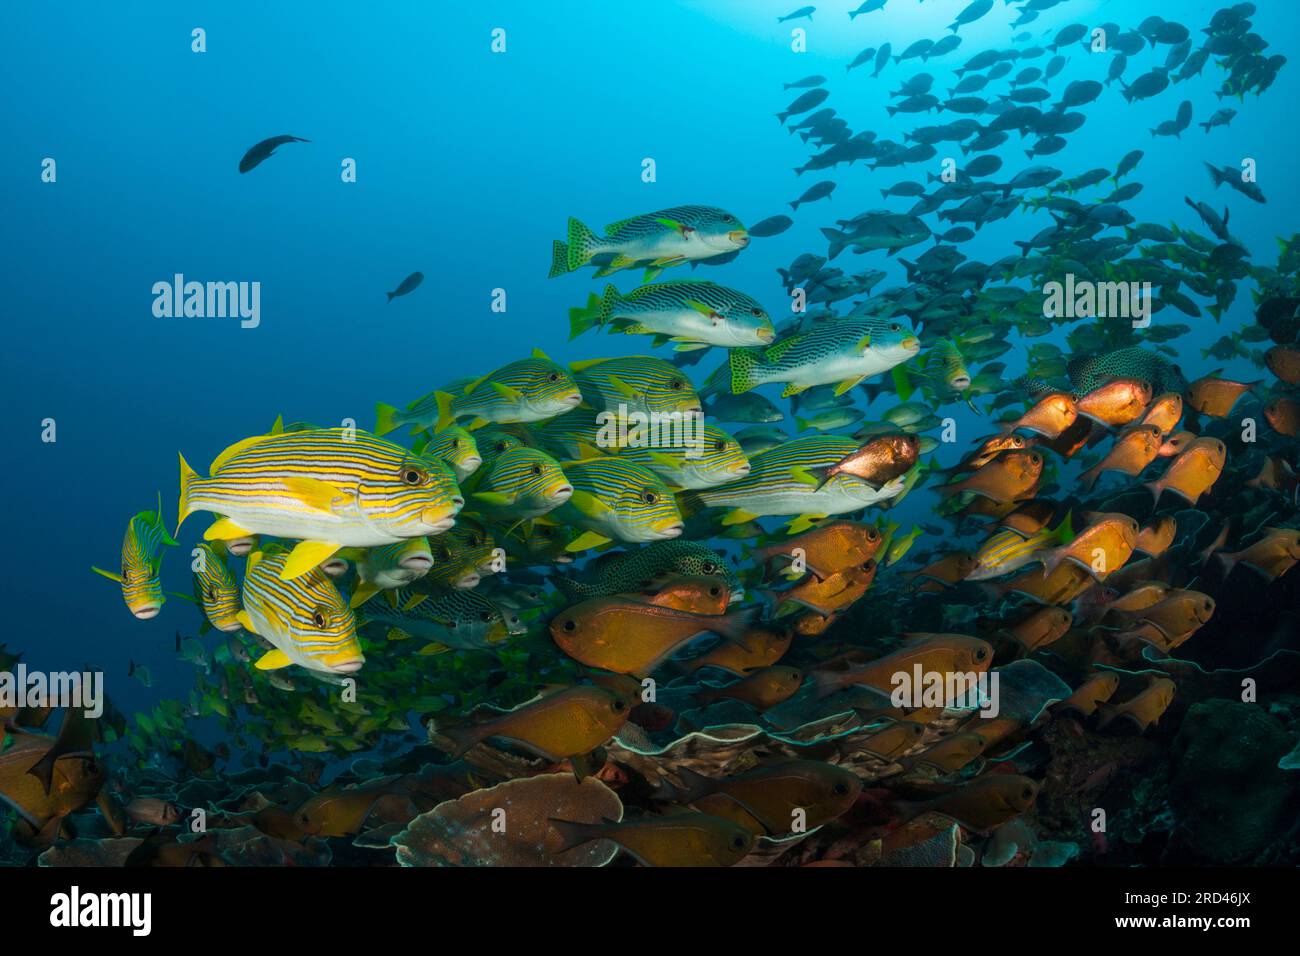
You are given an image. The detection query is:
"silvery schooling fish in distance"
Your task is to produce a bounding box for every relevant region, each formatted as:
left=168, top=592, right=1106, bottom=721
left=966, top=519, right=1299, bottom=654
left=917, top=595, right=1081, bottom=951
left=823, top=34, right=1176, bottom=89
left=386, top=271, right=424, bottom=302
left=238, top=134, right=309, bottom=173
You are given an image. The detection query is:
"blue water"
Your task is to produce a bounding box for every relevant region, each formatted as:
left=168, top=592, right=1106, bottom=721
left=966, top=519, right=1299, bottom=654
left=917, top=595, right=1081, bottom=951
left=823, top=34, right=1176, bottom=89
left=3, top=0, right=1290, bottom=717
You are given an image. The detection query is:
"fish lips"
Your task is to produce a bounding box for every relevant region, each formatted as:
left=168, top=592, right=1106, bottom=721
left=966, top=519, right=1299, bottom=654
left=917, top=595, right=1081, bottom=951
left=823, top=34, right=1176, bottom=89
left=131, top=603, right=164, bottom=620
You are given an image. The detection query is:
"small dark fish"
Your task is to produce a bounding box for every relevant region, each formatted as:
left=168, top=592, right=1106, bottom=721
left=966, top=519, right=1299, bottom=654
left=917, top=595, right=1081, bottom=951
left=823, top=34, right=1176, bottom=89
left=387, top=272, right=424, bottom=302
left=238, top=135, right=310, bottom=174
left=749, top=215, right=794, bottom=238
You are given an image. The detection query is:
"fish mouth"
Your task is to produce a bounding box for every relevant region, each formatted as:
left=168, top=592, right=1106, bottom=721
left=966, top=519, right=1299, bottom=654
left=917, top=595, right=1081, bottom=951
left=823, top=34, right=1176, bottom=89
left=756, top=326, right=776, bottom=343
left=658, top=523, right=685, bottom=538
left=401, top=554, right=434, bottom=572
left=132, top=605, right=163, bottom=620
left=728, top=230, right=750, bottom=247
left=732, top=463, right=752, bottom=477
left=902, top=336, right=921, bottom=352
left=327, top=658, right=365, bottom=674
left=459, top=456, right=483, bottom=473
left=549, top=484, right=575, bottom=503
left=562, top=391, right=583, bottom=406
left=454, top=572, right=481, bottom=589
left=321, top=558, right=350, bottom=577
left=425, top=515, right=458, bottom=533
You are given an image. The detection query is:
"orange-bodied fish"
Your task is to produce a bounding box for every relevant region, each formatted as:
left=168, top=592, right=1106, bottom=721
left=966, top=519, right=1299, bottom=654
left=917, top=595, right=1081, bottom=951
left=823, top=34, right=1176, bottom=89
left=753, top=520, right=882, bottom=581
left=1111, top=589, right=1215, bottom=642
left=1157, top=429, right=1196, bottom=457
left=626, top=575, right=733, bottom=614
left=551, top=598, right=757, bottom=676
left=905, top=551, right=978, bottom=588
left=548, top=812, right=755, bottom=867
left=1053, top=672, right=1120, bottom=718
left=1003, top=606, right=1072, bottom=653
left=998, top=499, right=1058, bottom=537
left=770, top=558, right=877, bottom=616
left=897, top=732, right=988, bottom=774
left=694, top=665, right=804, bottom=710
left=1265, top=345, right=1300, bottom=385
left=1185, top=375, right=1260, bottom=417
left=1134, top=515, right=1177, bottom=557
left=991, top=559, right=1094, bottom=606
left=671, top=760, right=861, bottom=836
left=1038, top=512, right=1139, bottom=581
left=1145, top=436, right=1226, bottom=505
left=1216, top=528, right=1300, bottom=582
left=938, top=449, right=1043, bottom=503
left=954, top=433, right=1031, bottom=474
left=1075, top=378, right=1153, bottom=427
left=680, top=622, right=791, bottom=676
left=824, top=433, right=919, bottom=484
left=1000, top=392, right=1077, bottom=439
left=1246, top=456, right=1298, bottom=496
left=858, top=720, right=928, bottom=758
left=1096, top=677, right=1175, bottom=733
left=1079, top=424, right=1162, bottom=490
left=1040, top=415, right=1094, bottom=459
left=811, top=634, right=992, bottom=698
left=894, top=773, right=1039, bottom=832
left=430, top=685, right=631, bottom=760
left=1140, top=392, right=1183, bottom=434
left=1265, top=396, right=1300, bottom=437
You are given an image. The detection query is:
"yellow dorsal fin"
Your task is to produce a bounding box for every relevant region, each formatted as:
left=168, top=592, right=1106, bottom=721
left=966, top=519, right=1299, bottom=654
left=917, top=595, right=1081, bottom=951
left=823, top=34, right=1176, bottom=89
left=210, top=433, right=276, bottom=474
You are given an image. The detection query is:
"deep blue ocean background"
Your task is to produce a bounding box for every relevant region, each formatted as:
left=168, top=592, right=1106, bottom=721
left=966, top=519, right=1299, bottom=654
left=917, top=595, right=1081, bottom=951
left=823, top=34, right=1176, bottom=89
left=3, top=0, right=1290, bottom=718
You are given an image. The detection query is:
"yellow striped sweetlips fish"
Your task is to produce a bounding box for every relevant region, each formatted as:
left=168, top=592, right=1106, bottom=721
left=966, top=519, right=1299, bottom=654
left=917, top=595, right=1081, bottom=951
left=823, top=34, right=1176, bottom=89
left=435, top=351, right=582, bottom=433
left=344, top=537, right=434, bottom=608
left=679, top=435, right=907, bottom=534
left=237, top=548, right=364, bottom=674
left=411, top=426, right=482, bottom=480
left=177, top=427, right=464, bottom=581
left=553, top=457, right=685, bottom=551
left=571, top=356, right=703, bottom=419
left=461, top=446, right=573, bottom=520
left=91, top=493, right=177, bottom=619
left=617, top=425, right=751, bottom=490
left=189, top=541, right=242, bottom=632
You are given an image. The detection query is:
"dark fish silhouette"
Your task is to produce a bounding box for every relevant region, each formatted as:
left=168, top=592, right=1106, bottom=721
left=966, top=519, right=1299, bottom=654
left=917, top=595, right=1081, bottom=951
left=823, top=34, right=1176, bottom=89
left=239, top=135, right=310, bottom=174
left=387, top=272, right=424, bottom=302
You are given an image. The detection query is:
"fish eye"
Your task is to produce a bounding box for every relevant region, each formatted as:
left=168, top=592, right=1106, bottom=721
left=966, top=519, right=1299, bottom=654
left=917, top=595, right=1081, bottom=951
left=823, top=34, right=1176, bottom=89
left=975, top=647, right=989, bottom=661
left=312, top=611, right=327, bottom=628
left=548, top=372, right=560, bottom=382
left=643, top=492, right=658, bottom=504
left=206, top=587, right=215, bottom=600
left=751, top=307, right=764, bottom=317
left=867, top=528, right=879, bottom=540
left=722, top=214, right=734, bottom=223
left=670, top=380, right=685, bottom=390
left=709, top=585, right=721, bottom=597
left=450, top=438, right=461, bottom=448
left=531, top=464, right=543, bottom=476
left=562, top=619, right=577, bottom=631
left=701, top=562, right=718, bottom=573
left=1021, top=786, right=1034, bottom=800
left=731, top=835, right=747, bottom=849
left=832, top=781, right=849, bottom=796
left=403, top=468, right=425, bottom=485
left=889, top=323, right=901, bottom=332
left=479, top=611, right=494, bottom=622
left=713, top=440, right=726, bottom=452
left=612, top=697, right=628, bottom=712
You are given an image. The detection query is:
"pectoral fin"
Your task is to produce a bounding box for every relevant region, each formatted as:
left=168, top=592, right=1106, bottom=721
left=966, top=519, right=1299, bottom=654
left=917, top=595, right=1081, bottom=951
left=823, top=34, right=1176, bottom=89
left=282, top=476, right=353, bottom=514
left=204, top=517, right=254, bottom=541
left=254, top=649, right=293, bottom=671
left=566, top=530, right=612, bottom=552
left=279, top=541, right=344, bottom=581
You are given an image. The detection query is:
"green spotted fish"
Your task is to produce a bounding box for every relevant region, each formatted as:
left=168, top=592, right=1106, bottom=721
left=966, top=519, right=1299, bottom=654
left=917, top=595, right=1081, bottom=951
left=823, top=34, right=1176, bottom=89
left=91, top=493, right=178, bottom=619
left=552, top=458, right=685, bottom=551
left=679, top=436, right=908, bottom=533
left=552, top=540, right=738, bottom=602
left=238, top=548, right=364, bottom=675
left=548, top=205, right=750, bottom=281
left=358, top=587, right=510, bottom=654
left=702, top=317, right=921, bottom=398
left=572, top=356, right=702, bottom=418
left=376, top=351, right=582, bottom=435
left=178, top=428, right=464, bottom=582
left=569, top=280, right=775, bottom=348
left=1019, top=346, right=1187, bottom=398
